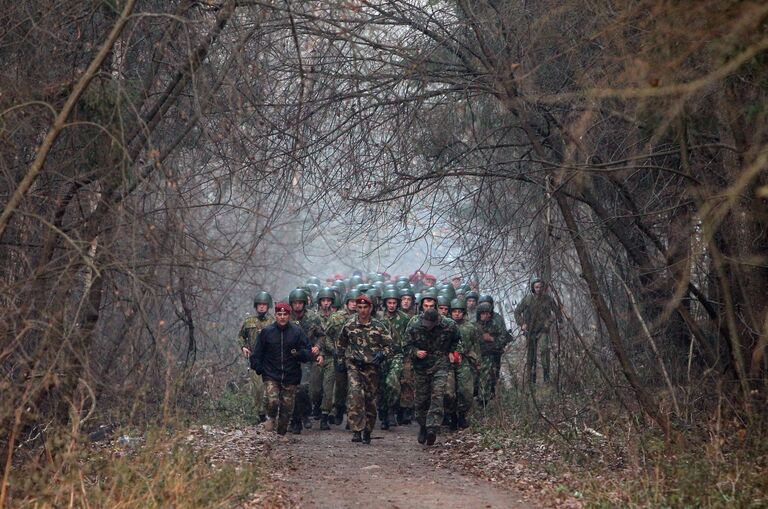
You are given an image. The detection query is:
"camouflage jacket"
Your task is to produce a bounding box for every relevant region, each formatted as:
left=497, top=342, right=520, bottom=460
left=337, top=315, right=393, bottom=365
left=476, top=313, right=513, bottom=355
left=380, top=309, right=411, bottom=357
left=456, top=320, right=482, bottom=368
left=291, top=309, right=326, bottom=352
left=514, top=293, right=558, bottom=333
left=327, top=309, right=353, bottom=354
left=404, top=314, right=460, bottom=373
left=237, top=313, right=275, bottom=350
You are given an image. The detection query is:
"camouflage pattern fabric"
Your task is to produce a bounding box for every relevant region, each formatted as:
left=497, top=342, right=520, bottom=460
left=237, top=313, right=274, bottom=416
left=291, top=309, right=325, bottom=422
left=379, top=309, right=410, bottom=417
left=447, top=320, right=482, bottom=415
left=526, top=330, right=551, bottom=384
left=264, top=379, right=297, bottom=434
left=338, top=315, right=393, bottom=432
left=515, top=293, right=558, bottom=384
left=327, top=309, right=354, bottom=413
left=404, top=314, right=460, bottom=428
left=476, top=314, right=512, bottom=402
left=346, top=363, right=380, bottom=432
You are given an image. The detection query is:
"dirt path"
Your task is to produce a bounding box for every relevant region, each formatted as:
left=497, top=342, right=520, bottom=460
left=272, top=421, right=540, bottom=509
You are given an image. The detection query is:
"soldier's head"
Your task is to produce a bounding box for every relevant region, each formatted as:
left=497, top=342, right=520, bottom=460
left=383, top=289, right=400, bottom=313
left=421, top=308, right=439, bottom=330
left=423, top=274, right=437, bottom=287
left=437, top=295, right=450, bottom=316
left=450, top=298, right=466, bottom=322
left=531, top=278, right=545, bottom=295
left=421, top=298, right=436, bottom=312
left=451, top=275, right=462, bottom=289
left=275, top=302, right=291, bottom=326
left=465, top=290, right=479, bottom=310
left=477, top=302, right=493, bottom=323
left=253, top=291, right=272, bottom=316
left=289, top=288, right=308, bottom=314
left=356, top=294, right=373, bottom=321
left=317, top=287, right=335, bottom=311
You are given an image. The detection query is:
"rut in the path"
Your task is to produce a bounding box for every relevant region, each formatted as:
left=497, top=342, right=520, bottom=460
left=272, top=421, right=539, bottom=509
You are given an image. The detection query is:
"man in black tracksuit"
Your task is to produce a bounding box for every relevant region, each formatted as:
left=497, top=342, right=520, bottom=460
left=250, top=302, right=322, bottom=435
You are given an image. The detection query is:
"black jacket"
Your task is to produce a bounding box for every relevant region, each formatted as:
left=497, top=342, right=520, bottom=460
left=249, top=321, right=313, bottom=385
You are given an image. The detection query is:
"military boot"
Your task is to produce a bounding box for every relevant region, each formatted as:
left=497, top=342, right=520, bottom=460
left=302, top=415, right=313, bottom=429
left=448, top=412, right=458, bottom=432
left=312, top=402, right=322, bottom=420
left=417, top=425, right=427, bottom=444
left=290, top=419, right=302, bottom=435
left=258, top=413, right=267, bottom=423
left=320, top=414, right=331, bottom=430
left=402, top=408, right=413, bottom=425
left=388, top=409, right=399, bottom=427
left=380, top=414, right=389, bottom=430
left=457, top=412, right=469, bottom=429
left=362, top=429, right=372, bottom=444
left=351, top=431, right=362, bottom=443
left=426, top=427, right=437, bottom=446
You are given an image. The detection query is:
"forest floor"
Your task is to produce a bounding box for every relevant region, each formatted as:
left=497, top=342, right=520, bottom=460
left=186, top=417, right=583, bottom=508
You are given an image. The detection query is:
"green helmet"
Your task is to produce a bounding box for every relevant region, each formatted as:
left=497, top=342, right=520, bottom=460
left=397, top=275, right=410, bottom=283
left=372, top=281, right=385, bottom=292
left=450, top=298, right=466, bottom=311
left=420, top=288, right=438, bottom=305
left=345, top=289, right=361, bottom=303
left=382, top=288, right=400, bottom=301
left=316, top=287, right=336, bottom=302
left=289, top=288, right=309, bottom=303
left=384, top=283, right=397, bottom=291
left=478, top=294, right=494, bottom=306
left=253, top=291, right=273, bottom=308
left=438, top=285, right=456, bottom=301
left=356, top=283, right=371, bottom=293
left=366, top=286, right=382, bottom=299
left=458, top=284, right=471, bottom=294
left=414, top=292, right=422, bottom=304
left=306, top=276, right=322, bottom=287
left=333, top=292, right=343, bottom=309
left=398, top=287, right=415, bottom=299
left=395, top=280, right=410, bottom=291
left=350, top=275, right=363, bottom=287
left=306, top=283, right=319, bottom=299
left=476, top=302, right=493, bottom=320
left=437, top=295, right=451, bottom=307
left=465, top=290, right=479, bottom=301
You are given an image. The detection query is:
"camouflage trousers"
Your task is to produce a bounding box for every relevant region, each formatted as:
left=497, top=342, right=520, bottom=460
left=291, top=364, right=311, bottom=423
left=320, top=358, right=336, bottom=414
left=333, top=369, right=348, bottom=413
left=526, top=330, right=551, bottom=384
left=445, top=362, right=476, bottom=415
left=385, top=355, right=403, bottom=410
left=346, top=362, right=379, bottom=432
left=309, top=362, right=323, bottom=411
left=399, top=358, right=415, bottom=409
left=247, top=370, right=266, bottom=417
left=263, top=379, right=297, bottom=434
left=479, top=353, right=502, bottom=404
left=414, top=367, right=450, bottom=429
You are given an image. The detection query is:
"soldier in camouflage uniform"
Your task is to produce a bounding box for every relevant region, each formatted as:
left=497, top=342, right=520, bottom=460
left=288, top=288, right=326, bottom=434
left=379, top=288, right=411, bottom=429
left=398, top=286, right=419, bottom=423
left=476, top=299, right=513, bottom=405
left=404, top=296, right=461, bottom=446
left=316, top=287, right=338, bottom=430
left=337, top=293, right=393, bottom=444
left=465, top=291, right=479, bottom=322
left=514, top=278, right=560, bottom=384
left=327, top=289, right=360, bottom=424
left=448, top=298, right=481, bottom=428
left=236, top=291, right=274, bottom=422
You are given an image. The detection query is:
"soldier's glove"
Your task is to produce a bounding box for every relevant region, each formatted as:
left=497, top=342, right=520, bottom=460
left=372, top=352, right=386, bottom=367
left=448, top=351, right=462, bottom=364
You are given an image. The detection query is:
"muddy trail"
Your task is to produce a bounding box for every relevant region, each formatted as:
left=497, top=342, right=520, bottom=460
left=271, top=419, right=540, bottom=509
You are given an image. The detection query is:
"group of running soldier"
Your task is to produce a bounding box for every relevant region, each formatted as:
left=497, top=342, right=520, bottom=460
left=238, top=270, right=559, bottom=444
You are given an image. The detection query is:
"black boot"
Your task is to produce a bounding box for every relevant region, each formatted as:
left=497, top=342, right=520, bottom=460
left=362, top=429, right=371, bottom=444
left=320, top=414, right=331, bottom=430
left=312, top=402, right=322, bottom=420
left=417, top=425, right=427, bottom=444
left=457, top=412, right=469, bottom=429
left=351, top=431, right=362, bottom=442
left=401, top=408, right=412, bottom=425
left=290, top=419, right=302, bottom=435
left=396, top=406, right=404, bottom=425
left=302, top=415, right=313, bottom=429
left=258, top=413, right=267, bottom=423
left=380, top=416, right=389, bottom=430
left=426, top=427, right=437, bottom=446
